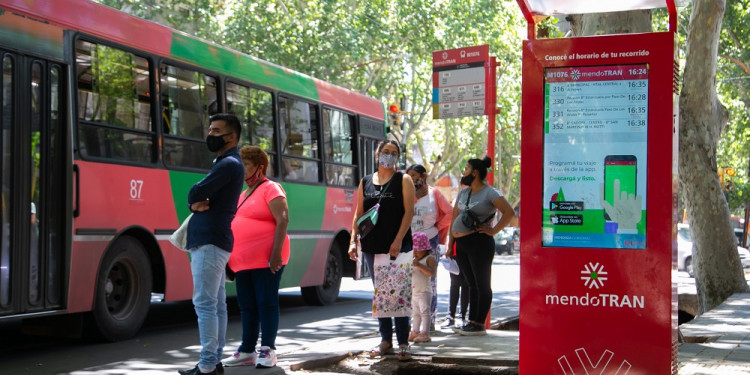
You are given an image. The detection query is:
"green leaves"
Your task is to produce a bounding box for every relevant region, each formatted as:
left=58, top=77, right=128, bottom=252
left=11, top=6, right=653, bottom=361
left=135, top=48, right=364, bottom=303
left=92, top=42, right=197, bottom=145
left=95, top=0, right=526, bottom=199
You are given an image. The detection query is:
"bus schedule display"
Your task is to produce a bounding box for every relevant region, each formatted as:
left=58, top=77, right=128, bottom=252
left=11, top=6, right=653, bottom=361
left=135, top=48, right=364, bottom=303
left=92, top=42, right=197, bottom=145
left=432, top=45, right=489, bottom=119
left=542, top=64, right=648, bottom=249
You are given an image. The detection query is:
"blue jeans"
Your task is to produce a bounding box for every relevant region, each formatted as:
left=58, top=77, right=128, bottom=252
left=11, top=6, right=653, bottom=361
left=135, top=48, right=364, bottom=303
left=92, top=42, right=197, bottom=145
left=190, top=244, right=231, bottom=369
left=363, top=252, right=410, bottom=346
left=235, top=267, right=284, bottom=351
left=429, top=235, right=439, bottom=326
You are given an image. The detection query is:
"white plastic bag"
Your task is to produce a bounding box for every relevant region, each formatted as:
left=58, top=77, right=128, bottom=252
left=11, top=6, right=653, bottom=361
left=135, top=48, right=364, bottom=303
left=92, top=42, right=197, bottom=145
left=169, top=213, right=192, bottom=251
left=441, top=258, right=460, bottom=275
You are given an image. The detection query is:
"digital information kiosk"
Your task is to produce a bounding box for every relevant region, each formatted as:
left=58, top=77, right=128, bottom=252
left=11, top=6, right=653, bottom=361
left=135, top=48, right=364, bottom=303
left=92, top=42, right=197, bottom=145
left=517, top=1, right=679, bottom=373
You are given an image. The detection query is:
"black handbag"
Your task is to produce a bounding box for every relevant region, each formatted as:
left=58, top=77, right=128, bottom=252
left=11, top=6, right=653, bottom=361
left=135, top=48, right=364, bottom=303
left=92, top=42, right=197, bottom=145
left=460, top=188, right=492, bottom=230
left=357, top=177, right=393, bottom=239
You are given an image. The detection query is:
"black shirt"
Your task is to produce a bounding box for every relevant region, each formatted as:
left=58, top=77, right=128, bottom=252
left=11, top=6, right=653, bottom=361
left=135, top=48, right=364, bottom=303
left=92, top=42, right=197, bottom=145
left=360, top=172, right=413, bottom=254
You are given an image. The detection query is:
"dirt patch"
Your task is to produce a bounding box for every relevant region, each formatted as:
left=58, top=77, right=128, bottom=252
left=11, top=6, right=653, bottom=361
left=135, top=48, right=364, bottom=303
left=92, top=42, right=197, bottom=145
left=297, top=353, right=518, bottom=375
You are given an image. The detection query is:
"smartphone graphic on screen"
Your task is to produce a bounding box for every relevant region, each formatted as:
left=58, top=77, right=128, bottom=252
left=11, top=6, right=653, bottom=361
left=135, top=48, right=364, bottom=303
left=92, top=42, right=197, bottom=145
left=604, top=155, right=637, bottom=221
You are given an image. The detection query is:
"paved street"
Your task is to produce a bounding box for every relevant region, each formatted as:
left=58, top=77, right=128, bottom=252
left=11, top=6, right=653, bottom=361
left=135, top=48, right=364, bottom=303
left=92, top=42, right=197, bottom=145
left=0, top=252, right=736, bottom=374
left=0, top=254, right=519, bottom=374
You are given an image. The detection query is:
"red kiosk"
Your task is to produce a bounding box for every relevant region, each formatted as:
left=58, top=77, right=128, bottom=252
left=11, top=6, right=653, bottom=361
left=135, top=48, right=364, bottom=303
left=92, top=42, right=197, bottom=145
left=517, top=1, right=679, bottom=373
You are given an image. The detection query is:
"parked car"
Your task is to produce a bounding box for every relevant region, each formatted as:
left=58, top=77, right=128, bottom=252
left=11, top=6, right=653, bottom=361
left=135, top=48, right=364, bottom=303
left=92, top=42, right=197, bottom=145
left=494, top=227, right=519, bottom=255
left=677, top=224, right=750, bottom=277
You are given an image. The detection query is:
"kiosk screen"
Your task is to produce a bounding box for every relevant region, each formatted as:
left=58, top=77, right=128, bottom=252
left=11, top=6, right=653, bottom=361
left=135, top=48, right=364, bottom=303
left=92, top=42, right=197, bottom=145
left=542, top=65, right=648, bottom=249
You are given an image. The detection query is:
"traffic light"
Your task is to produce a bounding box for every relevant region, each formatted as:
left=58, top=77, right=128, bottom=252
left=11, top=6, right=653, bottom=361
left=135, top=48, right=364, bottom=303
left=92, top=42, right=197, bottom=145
left=718, top=167, right=736, bottom=195
left=388, top=103, right=401, bottom=132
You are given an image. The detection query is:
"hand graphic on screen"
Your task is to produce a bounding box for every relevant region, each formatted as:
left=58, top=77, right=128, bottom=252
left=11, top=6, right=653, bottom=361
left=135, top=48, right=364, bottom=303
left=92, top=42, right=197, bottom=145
left=600, top=180, right=642, bottom=232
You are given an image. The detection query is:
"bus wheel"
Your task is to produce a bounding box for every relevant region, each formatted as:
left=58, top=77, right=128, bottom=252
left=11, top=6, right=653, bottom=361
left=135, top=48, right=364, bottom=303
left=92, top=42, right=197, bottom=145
left=301, top=245, right=343, bottom=306
left=91, top=236, right=152, bottom=341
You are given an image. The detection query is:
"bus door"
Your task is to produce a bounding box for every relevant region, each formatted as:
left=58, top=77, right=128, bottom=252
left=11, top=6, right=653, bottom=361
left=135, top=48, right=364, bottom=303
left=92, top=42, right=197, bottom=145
left=0, top=51, right=67, bottom=317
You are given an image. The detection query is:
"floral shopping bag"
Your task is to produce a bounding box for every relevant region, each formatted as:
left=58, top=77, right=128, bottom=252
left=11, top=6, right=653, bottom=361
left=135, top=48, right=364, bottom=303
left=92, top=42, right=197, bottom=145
left=372, top=251, right=412, bottom=318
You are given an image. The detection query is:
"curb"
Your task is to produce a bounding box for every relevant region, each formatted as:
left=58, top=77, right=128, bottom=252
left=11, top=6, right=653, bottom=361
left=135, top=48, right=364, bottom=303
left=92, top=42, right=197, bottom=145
left=289, top=350, right=364, bottom=371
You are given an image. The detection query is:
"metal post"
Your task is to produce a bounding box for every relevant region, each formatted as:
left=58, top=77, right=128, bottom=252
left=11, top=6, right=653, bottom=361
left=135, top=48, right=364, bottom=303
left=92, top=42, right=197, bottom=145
left=486, top=57, right=498, bottom=188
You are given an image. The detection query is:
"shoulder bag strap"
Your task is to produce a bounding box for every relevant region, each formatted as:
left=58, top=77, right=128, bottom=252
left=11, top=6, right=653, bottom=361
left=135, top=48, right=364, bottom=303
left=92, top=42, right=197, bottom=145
left=238, top=179, right=269, bottom=210
left=375, top=173, right=395, bottom=206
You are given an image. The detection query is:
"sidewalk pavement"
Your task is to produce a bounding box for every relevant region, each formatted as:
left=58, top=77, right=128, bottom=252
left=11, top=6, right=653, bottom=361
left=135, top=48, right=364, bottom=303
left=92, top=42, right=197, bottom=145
left=678, top=293, right=750, bottom=375
left=235, top=293, right=750, bottom=374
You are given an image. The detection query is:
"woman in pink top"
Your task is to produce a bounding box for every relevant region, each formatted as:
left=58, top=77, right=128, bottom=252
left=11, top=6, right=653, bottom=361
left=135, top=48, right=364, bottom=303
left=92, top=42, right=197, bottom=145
left=223, top=146, right=290, bottom=369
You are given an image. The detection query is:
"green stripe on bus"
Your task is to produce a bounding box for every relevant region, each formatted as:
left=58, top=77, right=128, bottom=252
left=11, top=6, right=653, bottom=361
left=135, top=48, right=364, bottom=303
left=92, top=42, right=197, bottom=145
left=169, top=32, right=319, bottom=101
left=280, top=239, right=318, bottom=288
left=281, top=183, right=327, bottom=230
left=168, top=170, right=206, bottom=221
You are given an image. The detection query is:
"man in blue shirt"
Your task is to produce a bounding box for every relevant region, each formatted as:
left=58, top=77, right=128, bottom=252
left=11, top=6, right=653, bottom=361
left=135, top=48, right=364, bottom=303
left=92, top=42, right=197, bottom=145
left=180, top=113, right=244, bottom=375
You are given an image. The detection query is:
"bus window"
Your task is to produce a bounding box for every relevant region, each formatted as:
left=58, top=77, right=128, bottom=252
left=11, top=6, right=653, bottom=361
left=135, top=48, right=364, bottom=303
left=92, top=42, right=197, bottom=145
left=279, top=96, right=320, bottom=183
left=75, top=40, right=153, bottom=164
left=29, top=61, right=41, bottom=306
left=226, top=82, right=276, bottom=176
left=160, top=64, right=217, bottom=170
left=359, top=137, right=379, bottom=178
left=322, top=108, right=356, bottom=186
left=1, top=55, right=12, bottom=307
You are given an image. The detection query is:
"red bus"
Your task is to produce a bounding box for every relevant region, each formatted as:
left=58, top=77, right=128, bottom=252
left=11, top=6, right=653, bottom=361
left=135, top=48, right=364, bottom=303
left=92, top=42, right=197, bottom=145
left=0, top=0, right=386, bottom=340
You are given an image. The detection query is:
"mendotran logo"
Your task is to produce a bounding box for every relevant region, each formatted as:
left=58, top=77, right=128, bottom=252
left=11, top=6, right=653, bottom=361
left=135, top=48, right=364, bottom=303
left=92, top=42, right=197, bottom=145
left=545, top=262, right=645, bottom=309
left=581, top=262, right=607, bottom=289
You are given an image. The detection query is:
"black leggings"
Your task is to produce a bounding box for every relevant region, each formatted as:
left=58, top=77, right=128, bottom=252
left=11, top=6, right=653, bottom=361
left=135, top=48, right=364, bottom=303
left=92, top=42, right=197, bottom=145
left=448, top=271, right=469, bottom=320
left=455, top=232, right=494, bottom=323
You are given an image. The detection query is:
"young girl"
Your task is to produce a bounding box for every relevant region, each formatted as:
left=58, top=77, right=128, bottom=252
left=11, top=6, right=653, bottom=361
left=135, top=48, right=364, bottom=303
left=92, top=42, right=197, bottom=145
left=409, top=232, right=437, bottom=343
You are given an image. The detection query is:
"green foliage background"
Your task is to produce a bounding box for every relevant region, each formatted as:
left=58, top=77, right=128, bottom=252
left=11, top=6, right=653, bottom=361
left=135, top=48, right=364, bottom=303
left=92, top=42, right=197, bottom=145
left=95, top=0, right=749, bottom=212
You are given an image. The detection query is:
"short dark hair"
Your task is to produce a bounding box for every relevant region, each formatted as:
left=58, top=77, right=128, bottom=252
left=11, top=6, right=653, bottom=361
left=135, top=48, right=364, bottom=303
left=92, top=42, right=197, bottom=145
left=406, top=164, right=427, bottom=175
left=467, top=156, right=492, bottom=180
left=209, top=113, right=242, bottom=139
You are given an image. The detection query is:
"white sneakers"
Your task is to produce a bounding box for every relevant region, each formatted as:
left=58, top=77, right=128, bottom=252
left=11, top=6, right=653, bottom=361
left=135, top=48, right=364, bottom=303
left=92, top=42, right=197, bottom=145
left=256, top=346, right=277, bottom=368
left=222, top=346, right=276, bottom=368
left=221, top=351, right=257, bottom=367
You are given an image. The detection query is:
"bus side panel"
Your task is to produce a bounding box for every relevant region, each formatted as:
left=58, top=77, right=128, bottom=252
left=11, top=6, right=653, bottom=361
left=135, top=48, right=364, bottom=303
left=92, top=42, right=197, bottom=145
left=0, top=0, right=172, bottom=57
left=66, top=242, right=107, bottom=313
left=0, top=8, right=64, bottom=59
left=298, top=186, right=357, bottom=287
left=69, top=161, right=192, bottom=309
left=321, top=186, right=357, bottom=232
left=160, top=239, right=193, bottom=302
left=280, top=183, right=326, bottom=287
left=315, top=79, right=385, bottom=121
left=74, top=161, right=178, bottom=229
left=283, top=239, right=325, bottom=289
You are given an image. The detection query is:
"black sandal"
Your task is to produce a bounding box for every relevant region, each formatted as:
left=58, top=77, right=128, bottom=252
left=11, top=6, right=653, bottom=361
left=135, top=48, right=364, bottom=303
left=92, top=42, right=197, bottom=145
left=369, top=341, right=394, bottom=358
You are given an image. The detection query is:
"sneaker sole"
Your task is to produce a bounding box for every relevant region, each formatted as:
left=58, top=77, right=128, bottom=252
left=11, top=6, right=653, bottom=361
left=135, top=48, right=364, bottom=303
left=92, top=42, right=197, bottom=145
left=222, top=359, right=255, bottom=367
left=256, top=362, right=277, bottom=369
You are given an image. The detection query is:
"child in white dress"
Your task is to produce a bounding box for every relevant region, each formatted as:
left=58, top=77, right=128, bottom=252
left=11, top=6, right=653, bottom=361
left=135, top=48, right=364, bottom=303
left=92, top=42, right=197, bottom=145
left=409, top=232, right=437, bottom=343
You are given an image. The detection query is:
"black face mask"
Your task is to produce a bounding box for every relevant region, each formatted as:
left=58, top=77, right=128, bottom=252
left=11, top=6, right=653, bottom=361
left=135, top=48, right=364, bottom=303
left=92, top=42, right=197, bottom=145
left=206, top=133, right=230, bottom=152
left=413, top=179, right=425, bottom=191
left=460, top=173, right=475, bottom=186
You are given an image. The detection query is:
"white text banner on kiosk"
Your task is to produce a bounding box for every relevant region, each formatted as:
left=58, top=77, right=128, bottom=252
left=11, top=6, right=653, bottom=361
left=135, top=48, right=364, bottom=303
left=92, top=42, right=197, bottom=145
left=542, top=64, right=648, bottom=249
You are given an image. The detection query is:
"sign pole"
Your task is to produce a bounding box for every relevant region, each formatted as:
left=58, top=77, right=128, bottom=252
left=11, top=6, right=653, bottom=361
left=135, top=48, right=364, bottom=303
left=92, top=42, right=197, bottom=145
left=486, top=56, right=497, bottom=187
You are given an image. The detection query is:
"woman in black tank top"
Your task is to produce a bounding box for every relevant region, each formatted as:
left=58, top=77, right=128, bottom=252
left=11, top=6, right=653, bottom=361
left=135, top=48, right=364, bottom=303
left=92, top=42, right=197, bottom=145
left=347, top=140, right=415, bottom=360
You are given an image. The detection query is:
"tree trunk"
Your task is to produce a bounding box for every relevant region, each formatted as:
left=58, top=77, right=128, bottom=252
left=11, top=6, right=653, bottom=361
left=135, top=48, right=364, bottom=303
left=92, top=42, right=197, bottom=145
left=567, top=10, right=651, bottom=35
left=679, top=0, right=750, bottom=313
left=569, top=3, right=750, bottom=313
